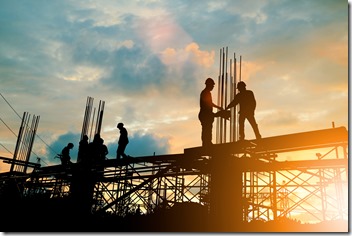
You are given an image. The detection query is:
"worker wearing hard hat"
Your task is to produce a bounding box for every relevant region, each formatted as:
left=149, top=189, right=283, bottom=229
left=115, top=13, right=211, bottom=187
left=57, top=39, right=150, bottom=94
left=225, top=81, right=261, bottom=141
left=198, top=78, right=223, bottom=147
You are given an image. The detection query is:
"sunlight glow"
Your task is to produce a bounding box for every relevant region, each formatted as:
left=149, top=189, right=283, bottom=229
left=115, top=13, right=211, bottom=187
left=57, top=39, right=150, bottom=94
left=62, top=66, right=105, bottom=81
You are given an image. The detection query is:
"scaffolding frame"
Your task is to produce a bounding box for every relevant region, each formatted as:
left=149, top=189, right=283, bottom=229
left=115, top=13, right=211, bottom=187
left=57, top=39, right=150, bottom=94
left=242, top=145, right=348, bottom=222
left=18, top=126, right=347, bottom=224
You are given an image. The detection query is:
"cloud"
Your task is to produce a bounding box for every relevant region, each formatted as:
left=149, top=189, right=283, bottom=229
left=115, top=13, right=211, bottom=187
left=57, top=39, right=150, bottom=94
left=134, top=13, right=193, bottom=53
left=0, top=0, right=348, bottom=172
left=100, top=45, right=167, bottom=93
left=161, top=43, right=215, bottom=68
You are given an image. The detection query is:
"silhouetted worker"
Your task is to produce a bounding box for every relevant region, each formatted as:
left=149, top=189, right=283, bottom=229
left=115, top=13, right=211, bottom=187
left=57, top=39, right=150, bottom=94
left=99, top=138, right=109, bottom=161
left=95, top=137, right=108, bottom=176
left=225, top=81, right=261, bottom=141
left=88, top=133, right=102, bottom=166
left=116, top=122, right=129, bottom=159
left=198, top=78, right=223, bottom=147
left=61, top=143, right=74, bottom=167
left=77, top=134, right=89, bottom=164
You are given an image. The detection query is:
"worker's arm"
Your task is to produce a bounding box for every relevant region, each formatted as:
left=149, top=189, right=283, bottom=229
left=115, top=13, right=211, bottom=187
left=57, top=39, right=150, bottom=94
left=213, top=103, right=223, bottom=110
left=225, top=96, right=238, bottom=110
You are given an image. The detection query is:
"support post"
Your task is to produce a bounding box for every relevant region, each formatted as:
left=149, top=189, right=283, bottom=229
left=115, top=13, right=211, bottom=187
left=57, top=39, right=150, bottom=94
left=209, top=155, right=243, bottom=231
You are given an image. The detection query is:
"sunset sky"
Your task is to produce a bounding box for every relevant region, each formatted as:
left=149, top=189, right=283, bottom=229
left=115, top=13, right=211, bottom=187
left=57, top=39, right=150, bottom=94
left=0, top=0, right=348, bottom=171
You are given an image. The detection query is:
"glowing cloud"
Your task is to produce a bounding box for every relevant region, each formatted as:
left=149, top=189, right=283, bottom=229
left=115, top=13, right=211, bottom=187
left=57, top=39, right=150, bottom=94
left=160, top=42, right=215, bottom=68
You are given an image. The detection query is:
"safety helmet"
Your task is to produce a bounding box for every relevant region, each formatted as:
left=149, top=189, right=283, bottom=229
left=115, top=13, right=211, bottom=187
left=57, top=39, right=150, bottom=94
left=117, top=122, right=124, bottom=128
left=237, top=81, right=246, bottom=88
left=68, top=143, right=74, bottom=148
left=205, top=78, right=215, bottom=85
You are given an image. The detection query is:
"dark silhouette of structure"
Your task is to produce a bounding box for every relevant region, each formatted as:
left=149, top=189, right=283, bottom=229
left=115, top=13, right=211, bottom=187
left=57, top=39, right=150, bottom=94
left=3, top=126, right=345, bottom=232
left=198, top=78, right=223, bottom=146
left=116, top=122, right=129, bottom=159
left=226, top=81, right=261, bottom=141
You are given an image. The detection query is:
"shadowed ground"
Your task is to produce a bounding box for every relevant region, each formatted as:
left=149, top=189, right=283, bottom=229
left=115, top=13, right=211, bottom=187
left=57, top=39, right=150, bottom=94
left=0, top=197, right=348, bottom=233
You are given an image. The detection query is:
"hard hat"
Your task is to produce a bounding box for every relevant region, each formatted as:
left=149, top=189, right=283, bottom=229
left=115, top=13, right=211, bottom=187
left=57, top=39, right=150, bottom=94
left=237, top=81, right=246, bottom=88
left=205, top=78, right=215, bottom=85
left=117, top=122, right=124, bottom=128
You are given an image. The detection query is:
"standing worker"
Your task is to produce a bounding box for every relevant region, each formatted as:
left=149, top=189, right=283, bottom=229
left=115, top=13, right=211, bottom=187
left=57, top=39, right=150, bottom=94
left=225, top=81, right=261, bottom=141
left=116, top=122, right=129, bottom=159
left=77, top=134, right=89, bottom=164
left=198, top=78, right=223, bottom=147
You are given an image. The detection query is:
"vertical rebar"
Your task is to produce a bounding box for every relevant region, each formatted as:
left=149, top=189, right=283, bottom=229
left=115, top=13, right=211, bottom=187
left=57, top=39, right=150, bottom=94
left=216, top=48, right=222, bottom=144
left=220, top=48, right=225, bottom=143
left=89, top=108, right=96, bottom=141
left=234, top=54, right=237, bottom=142
left=23, top=115, right=39, bottom=173
left=229, top=58, right=233, bottom=142
left=96, top=100, right=105, bottom=135
left=224, top=47, right=228, bottom=143
left=12, top=112, right=28, bottom=172
left=95, top=100, right=102, bottom=135
left=239, top=55, right=242, bottom=82
left=81, top=97, right=89, bottom=140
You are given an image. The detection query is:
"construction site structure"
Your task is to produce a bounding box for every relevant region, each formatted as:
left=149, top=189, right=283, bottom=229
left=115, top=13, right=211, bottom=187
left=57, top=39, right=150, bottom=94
left=0, top=116, right=348, bottom=230
left=0, top=48, right=348, bottom=231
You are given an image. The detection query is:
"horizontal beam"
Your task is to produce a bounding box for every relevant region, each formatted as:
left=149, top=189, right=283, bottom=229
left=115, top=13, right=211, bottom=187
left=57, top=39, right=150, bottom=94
left=184, top=126, right=348, bottom=157
left=238, top=157, right=348, bottom=172
left=33, top=127, right=348, bottom=177
left=0, top=156, right=40, bottom=169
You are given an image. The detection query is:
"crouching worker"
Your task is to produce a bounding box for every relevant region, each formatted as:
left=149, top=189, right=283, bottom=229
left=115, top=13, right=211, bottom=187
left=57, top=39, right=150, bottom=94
left=60, top=142, right=74, bottom=167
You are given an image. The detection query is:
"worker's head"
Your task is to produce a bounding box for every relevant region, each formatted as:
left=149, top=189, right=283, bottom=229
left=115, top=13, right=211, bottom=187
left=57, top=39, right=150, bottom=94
left=93, top=133, right=101, bottom=141
left=237, top=81, right=246, bottom=91
left=205, top=78, right=215, bottom=90
left=117, top=123, right=124, bottom=129
left=68, top=143, right=74, bottom=149
left=205, top=78, right=215, bottom=86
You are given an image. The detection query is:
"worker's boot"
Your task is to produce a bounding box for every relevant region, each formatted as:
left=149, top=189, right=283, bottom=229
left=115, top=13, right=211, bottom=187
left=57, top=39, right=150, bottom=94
left=253, top=124, right=262, bottom=140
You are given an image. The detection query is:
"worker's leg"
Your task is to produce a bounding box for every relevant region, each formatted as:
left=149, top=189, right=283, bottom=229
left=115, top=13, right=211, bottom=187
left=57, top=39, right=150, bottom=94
left=200, top=117, right=214, bottom=146
left=116, top=146, right=122, bottom=159
left=201, top=121, right=213, bottom=146
left=247, top=115, right=261, bottom=139
left=238, top=114, right=245, bottom=140
left=200, top=113, right=214, bottom=146
left=121, top=144, right=127, bottom=158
